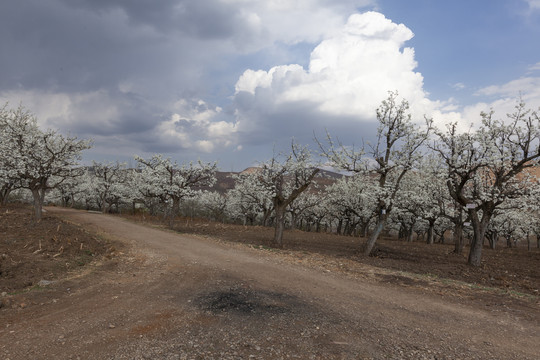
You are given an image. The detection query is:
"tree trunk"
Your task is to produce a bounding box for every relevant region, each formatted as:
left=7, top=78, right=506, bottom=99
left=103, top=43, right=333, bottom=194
left=406, top=228, right=414, bottom=242
left=468, top=233, right=484, bottom=266
left=172, top=196, right=181, bottom=216
left=262, top=209, right=271, bottom=227
left=346, top=221, right=357, bottom=236
left=359, top=222, right=368, bottom=238
left=169, top=196, right=180, bottom=228
left=364, top=214, right=387, bottom=256
left=290, top=211, right=297, bottom=230
left=486, top=231, right=498, bottom=249
left=398, top=224, right=406, bottom=239
left=426, top=220, right=435, bottom=244
left=439, top=233, right=445, bottom=244
left=453, top=221, right=464, bottom=254
left=100, top=195, right=107, bottom=213
left=453, top=223, right=464, bottom=254
left=344, top=220, right=350, bottom=236
left=273, top=204, right=286, bottom=248
left=31, top=188, right=44, bottom=221
left=0, top=187, right=12, bottom=206
left=337, top=219, right=343, bottom=235
left=468, top=212, right=490, bottom=267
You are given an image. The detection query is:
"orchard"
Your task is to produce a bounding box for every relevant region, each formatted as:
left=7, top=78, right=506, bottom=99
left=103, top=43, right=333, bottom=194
left=2, top=95, right=539, bottom=267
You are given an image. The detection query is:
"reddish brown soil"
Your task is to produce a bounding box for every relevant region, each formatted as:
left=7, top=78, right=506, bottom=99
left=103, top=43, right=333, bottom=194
left=0, top=204, right=120, bottom=293
left=124, top=213, right=540, bottom=297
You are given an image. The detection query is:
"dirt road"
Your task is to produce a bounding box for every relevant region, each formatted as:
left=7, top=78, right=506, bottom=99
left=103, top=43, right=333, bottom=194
left=1, top=208, right=538, bottom=359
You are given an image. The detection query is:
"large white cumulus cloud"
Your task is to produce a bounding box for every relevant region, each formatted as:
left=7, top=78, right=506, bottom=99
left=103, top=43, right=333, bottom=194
left=234, top=11, right=431, bottom=130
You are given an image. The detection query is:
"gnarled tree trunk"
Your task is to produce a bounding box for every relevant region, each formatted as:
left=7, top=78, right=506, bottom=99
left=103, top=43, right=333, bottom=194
left=273, top=203, right=286, bottom=248
left=468, top=210, right=491, bottom=267
left=364, top=212, right=387, bottom=255
left=30, top=187, right=45, bottom=221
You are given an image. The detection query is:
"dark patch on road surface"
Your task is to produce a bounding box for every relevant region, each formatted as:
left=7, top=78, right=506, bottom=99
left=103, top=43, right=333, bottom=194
left=195, top=286, right=300, bottom=315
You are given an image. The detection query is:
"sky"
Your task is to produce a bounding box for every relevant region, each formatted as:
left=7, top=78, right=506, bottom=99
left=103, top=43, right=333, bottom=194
left=1, top=0, right=540, bottom=171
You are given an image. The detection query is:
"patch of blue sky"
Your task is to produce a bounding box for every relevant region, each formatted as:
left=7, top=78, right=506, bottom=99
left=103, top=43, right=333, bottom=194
left=377, top=0, right=540, bottom=106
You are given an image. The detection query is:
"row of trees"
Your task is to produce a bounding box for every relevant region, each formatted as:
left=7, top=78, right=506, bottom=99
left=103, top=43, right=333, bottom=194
left=0, top=104, right=91, bottom=219
left=2, top=95, right=540, bottom=267
left=321, top=93, right=540, bottom=266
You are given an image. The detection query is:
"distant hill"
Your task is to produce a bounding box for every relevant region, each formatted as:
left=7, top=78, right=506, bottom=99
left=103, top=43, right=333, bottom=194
left=204, top=168, right=344, bottom=194
left=239, top=167, right=261, bottom=175
left=213, top=171, right=237, bottom=193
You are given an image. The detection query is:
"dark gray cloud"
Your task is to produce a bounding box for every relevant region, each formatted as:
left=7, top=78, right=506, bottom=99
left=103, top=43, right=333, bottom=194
left=48, top=90, right=162, bottom=136
left=1, top=1, right=221, bottom=93
left=0, top=0, right=253, bottom=153
left=0, top=0, right=378, bottom=169
left=232, top=84, right=380, bottom=159
left=59, top=0, right=247, bottom=39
